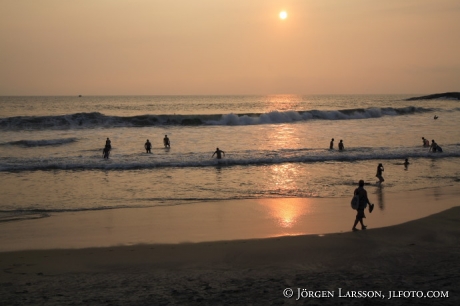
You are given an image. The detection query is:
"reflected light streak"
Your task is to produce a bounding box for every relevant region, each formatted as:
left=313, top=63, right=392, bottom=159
left=265, top=94, right=304, bottom=112
left=258, top=197, right=312, bottom=229
left=271, top=163, right=298, bottom=191
left=257, top=97, right=313, bottom=231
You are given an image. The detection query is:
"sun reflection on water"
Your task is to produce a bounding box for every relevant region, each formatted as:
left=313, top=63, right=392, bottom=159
left=263, top=94, right=305, bottom=112
left=254, top=98, right=314, bottom=232
left=258, top=197, right=311, bottom=229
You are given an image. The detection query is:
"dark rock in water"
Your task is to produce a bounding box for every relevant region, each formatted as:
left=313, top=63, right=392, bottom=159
left=406, top=92, right=460, bottom=101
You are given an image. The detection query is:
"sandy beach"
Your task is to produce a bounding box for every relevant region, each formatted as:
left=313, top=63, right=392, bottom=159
left=3, top=0, right=460, bottom=304
left=1, top=187, right=459, bottom=305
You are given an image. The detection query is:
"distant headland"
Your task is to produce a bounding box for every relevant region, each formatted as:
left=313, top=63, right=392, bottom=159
left=406, top=92, right=460, bottom=101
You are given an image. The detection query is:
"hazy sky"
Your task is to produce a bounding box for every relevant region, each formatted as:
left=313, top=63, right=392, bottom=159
left=1, top=0, right=459, bottom=95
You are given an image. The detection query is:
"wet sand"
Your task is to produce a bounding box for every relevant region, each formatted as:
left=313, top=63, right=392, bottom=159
left=1, top=186, right=459, bottom=252
left=1, top=187, right=459, bottom=305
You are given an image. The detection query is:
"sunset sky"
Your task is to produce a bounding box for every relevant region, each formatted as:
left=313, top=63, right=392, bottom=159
left=1, top=0, right=459, bottom=95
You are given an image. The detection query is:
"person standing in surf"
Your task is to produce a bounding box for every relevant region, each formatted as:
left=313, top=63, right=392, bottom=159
left=404, top=158, right=410, bottom=169
left=103, top=137, right=112, bottom=159
left=376, top=163, right=385, bottom=185
left=338, top=139, right=344, bottom=151
left=144, top=139, right=152, bottom=153
left=103, top=146, right=110, bottom=159
left=105, top=138, right=111, bottom=150
left=163, top=135, right=170, bottom=148
left=330, top=138, right=334, bottom=149
left=352, top=180, right=374, bottom=231
left=212, top=148, right=225, bottom=159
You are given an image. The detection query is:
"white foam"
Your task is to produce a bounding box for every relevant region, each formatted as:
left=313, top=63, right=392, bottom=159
left=0, top=106, right=441, bottom=130
left=1, top=144, right=459, bottom=172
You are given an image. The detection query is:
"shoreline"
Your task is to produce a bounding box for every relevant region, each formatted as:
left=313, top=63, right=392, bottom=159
left=1, top=205, right=459, bottom=305
left=1, top=185, right=459, bottom=252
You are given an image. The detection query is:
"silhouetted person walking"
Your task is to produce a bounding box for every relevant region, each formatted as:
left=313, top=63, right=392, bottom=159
left=352, top=180, right=374, bottom=231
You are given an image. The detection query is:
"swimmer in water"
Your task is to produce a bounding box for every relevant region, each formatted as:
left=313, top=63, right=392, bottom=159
left=212, top=147, right=225, bottom=159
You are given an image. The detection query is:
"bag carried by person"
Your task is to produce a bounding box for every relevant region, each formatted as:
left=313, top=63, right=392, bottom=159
left=351, top=191, right=359, bottom=210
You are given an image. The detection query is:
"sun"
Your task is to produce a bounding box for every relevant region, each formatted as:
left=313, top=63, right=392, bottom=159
left=279, top=11, right=287, bottom=20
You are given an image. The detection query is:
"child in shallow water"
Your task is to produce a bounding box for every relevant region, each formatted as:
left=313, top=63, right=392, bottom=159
left=376, top=163, right=384, bottom=184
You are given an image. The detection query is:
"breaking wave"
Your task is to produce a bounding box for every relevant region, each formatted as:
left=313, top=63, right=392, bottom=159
left=0, top=106, right=436, bottom=130
left=2, top=137, right=78, bottom=147
left=1, top=144, right=459, bottom=172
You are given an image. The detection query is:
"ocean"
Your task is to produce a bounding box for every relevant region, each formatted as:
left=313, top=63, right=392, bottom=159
left=1, top=95, right=459, bottom=222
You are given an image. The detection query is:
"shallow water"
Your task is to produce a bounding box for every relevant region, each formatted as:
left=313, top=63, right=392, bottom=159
left=1, top=95, right=459, bottom=220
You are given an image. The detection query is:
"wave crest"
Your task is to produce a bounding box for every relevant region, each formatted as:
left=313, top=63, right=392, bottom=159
left=2, top=137, right=78, bottom=147
left=1, top=145, right=459, bottom=172
left=0, top=106, right=436, bottom=130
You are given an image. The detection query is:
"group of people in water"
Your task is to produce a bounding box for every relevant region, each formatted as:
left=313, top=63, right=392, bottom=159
left=102, top=135, right=226, bottom=160
left=105, top=134, right=443, bottom=163
left=329, top=138, right=345, bottom=150
left=143, top=135, right=170, bottom=153
left=332, top=137, right=443, bottom=153
left=422, top=137, right=443, bottom=153
left=103, top=136, right=170, bottom=158
left=329, top=136, right=442, bottom=186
